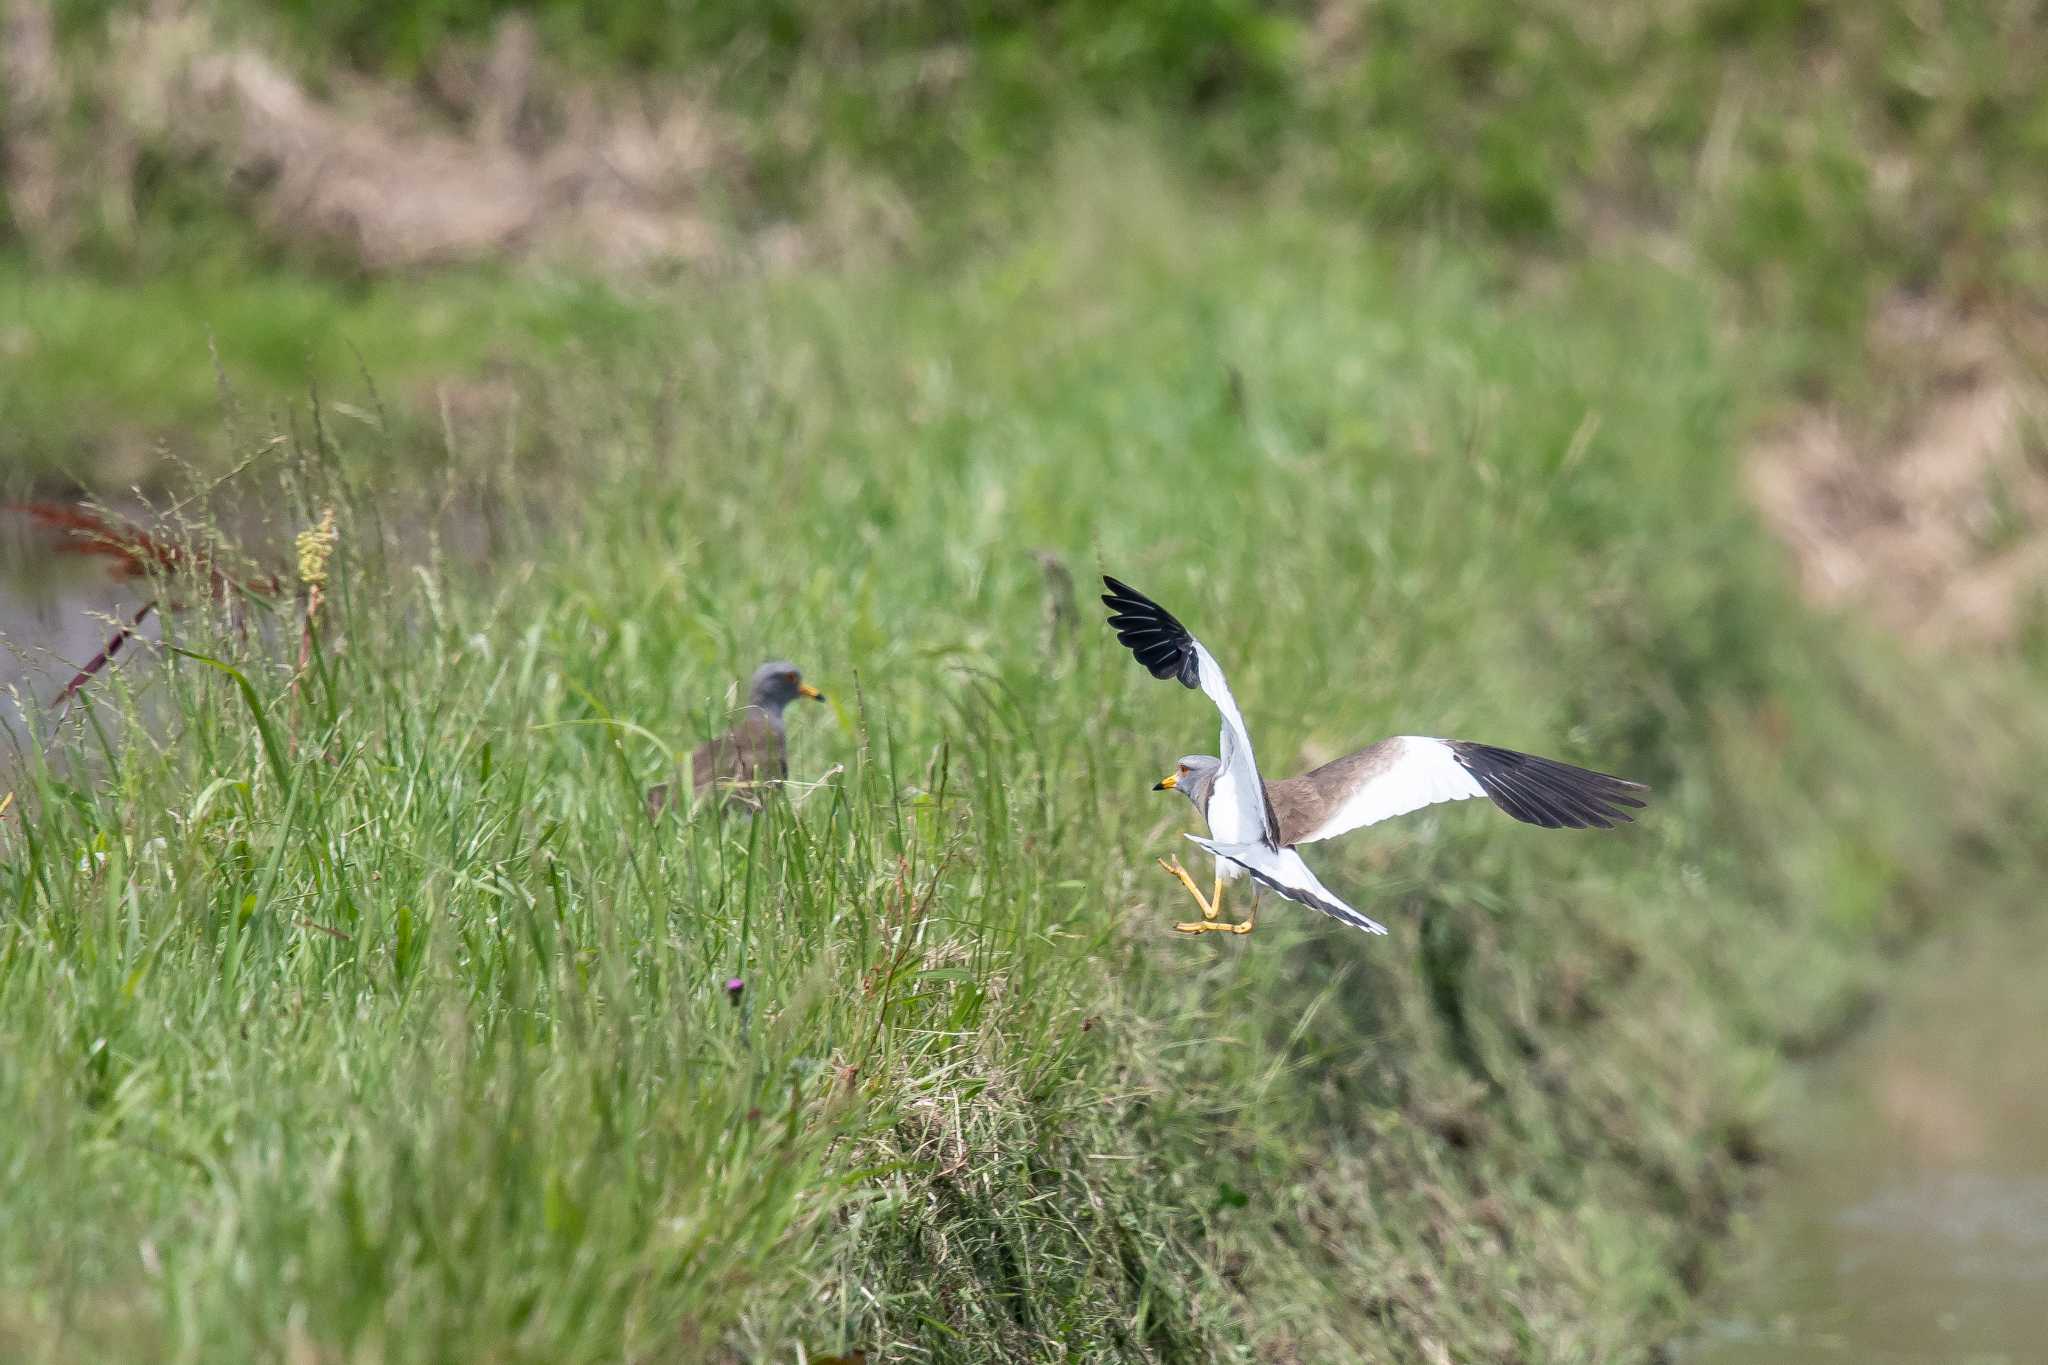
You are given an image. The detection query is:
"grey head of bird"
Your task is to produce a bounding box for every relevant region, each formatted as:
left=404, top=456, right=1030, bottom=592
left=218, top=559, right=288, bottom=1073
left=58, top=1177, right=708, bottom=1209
left=747, top=660, right=826, bottom=717
left=1153, top=754, right=1223, bottom=818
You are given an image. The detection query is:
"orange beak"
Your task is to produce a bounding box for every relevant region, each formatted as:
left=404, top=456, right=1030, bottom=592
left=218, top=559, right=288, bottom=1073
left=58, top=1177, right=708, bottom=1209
left=797, top=681, right=825, bottom=702
left=1153, top=771, right=1179, bottom=791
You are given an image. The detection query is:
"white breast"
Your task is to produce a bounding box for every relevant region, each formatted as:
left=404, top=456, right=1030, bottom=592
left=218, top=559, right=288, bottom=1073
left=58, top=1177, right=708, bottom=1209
left=1204, top=788, right=1256, bottom=880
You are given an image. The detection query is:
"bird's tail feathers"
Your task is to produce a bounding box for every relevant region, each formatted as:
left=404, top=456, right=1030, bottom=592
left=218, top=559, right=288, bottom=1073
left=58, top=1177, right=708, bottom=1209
left=1186, top=835, right=1389, bottom=936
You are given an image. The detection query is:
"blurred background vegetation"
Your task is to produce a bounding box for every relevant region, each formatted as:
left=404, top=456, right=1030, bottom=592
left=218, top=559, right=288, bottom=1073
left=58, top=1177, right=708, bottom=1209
left=6, top=0, right=2045, bottom=478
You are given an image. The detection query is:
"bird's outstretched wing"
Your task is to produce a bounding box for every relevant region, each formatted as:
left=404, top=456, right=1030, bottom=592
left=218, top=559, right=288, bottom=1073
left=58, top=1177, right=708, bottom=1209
left=1188, top=836, right=1389, bottom=935
left=1102, top=576, right=1277, bottom=848
left=1292, top=737, right=1646, bottom=844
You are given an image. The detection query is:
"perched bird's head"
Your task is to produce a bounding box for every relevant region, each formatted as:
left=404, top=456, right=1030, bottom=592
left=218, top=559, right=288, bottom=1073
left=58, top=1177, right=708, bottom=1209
left=749, top=660, right=825, bottom=714
left=1153, top=754, right=1222, bottom=813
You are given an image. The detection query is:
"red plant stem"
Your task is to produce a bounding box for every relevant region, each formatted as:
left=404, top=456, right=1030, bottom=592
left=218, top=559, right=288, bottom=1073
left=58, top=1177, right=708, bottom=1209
left=54, top=601, right=158, bottom=706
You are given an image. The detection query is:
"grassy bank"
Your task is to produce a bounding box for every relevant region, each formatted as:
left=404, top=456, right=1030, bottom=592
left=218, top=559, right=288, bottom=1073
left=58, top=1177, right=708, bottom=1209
left=4, top=172, right=2037, bottom=1360
left=227, top=0, right=2048, bottom=337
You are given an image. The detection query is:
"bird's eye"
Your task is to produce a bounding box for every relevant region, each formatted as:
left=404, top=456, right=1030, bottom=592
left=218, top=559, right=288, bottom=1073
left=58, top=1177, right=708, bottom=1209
left=1178, top=764, right=1189, bottom=775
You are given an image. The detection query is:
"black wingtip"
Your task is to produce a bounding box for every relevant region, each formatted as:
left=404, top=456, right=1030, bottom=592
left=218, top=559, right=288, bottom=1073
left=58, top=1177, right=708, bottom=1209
left=1100, top=574, right=1201, bottom=689
left=1449, top=742, right=1648, bottom=831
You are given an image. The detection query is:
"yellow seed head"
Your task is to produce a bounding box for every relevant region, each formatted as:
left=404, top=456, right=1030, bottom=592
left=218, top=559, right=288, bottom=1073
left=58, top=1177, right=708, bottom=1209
left=296, top=507, right=338, bottom=589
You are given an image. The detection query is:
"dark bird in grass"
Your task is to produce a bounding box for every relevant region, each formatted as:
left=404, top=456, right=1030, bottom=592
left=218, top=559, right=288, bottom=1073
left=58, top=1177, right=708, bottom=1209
left=647, top=660, right=825, bottom=819
left=1101, top=576, right=1647, bottom=937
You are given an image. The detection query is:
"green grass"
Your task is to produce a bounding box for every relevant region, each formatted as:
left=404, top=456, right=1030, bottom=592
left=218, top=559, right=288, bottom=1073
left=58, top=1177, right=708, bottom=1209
left=0, top=258, right=658, bottom=483
left=4, top=173, right=2040, bottom=1361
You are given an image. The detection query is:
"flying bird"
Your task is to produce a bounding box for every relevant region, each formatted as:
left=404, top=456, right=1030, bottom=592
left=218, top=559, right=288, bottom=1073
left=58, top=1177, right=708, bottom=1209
left=647, top=660, right=826, bottom=819
left=1101, top=576, right=1646, bottom=936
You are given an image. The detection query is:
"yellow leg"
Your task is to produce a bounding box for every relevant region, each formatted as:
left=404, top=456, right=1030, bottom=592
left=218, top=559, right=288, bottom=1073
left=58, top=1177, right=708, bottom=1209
left=1156, top=856, right=1217, bottom=921
left=1170, top=870, right=1256, bottom=936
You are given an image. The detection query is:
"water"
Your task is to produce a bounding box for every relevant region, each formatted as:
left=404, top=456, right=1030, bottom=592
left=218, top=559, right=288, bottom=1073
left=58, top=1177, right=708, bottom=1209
left=0, top=513, right=156, bottom=756
left=1, top=496, right=494, bottom=770
left=1687, top=917, right=2048, bottom=1363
